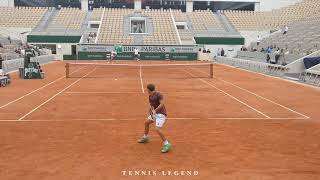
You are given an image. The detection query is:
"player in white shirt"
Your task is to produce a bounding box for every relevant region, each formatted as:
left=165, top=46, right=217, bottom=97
left=134, top=48, right=140, bottom=61
left=111, top=50, right=117, bottom=62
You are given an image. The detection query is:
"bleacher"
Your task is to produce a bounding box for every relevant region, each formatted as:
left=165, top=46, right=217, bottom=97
left=142, top=9, right=180, bottom=45
left=257, top=20, right=320, bottom=55
left=172, top=9, right=188, bottom=22
left=97, top=8, right=134, bottom=44
left=236, top=51, right=303, bottom=65
left=0, top=35, right=22, bottom=60
left=52, top=8, right=86, bottom=29
left=223, top=0, right=320, bottom=31
left=91, top=7, right=104, bottom=21
left=187, top=10, right=223, bottom=32
left=0, top=6, right=47, bottom=28
left=178, top=31, right=194, bottom=42
left=236, top=18, right=320, bottom=64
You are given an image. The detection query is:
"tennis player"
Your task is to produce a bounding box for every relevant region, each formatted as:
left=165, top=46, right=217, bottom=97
left=111, top=50, right=117, bottom=62
left=134, top=48, right=140, bottom=61
left=138, top=84, right=172, bottom=153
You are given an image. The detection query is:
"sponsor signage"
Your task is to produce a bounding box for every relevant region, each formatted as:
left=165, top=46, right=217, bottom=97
left=78, top=45, right=197, bottom=53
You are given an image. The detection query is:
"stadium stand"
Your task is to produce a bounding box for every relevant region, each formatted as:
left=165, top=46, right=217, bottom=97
left=52, top=8, right=87, bottom=29
left=223, top=0, right=320, bottom=31
left=187, top=10, right=223, bottom=32
left=91, top=7, right=104, bottom=21
left=97, top=8, right=134, bottom=44
left=172, top=9, right=188, bottom=22
left=0, top=6, right=47, bottom=28
left=301, top=63, right=320, bottom=86
left=142, top=9, right=180, bottom=45
left=0, top=35, right=23, bottom=60
left=236, top=51, right=302, bottom=65
left=236, top=19, right=320, bottom=64
left=178, top=31, right=194, bottom=42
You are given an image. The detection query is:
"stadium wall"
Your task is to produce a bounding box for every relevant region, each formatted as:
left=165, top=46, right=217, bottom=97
left=194, top=37, right=244, bottom=45
left=258, top=0, right=302, bottom=11
left=0, top=0, right=14, bottom=7
left=75, top=44, right=198, bottom=61
left=193, top=0, right=302, bottom=11
left=27, top=35, right=81, bottom=44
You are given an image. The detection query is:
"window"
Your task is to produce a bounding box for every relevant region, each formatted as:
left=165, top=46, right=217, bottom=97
left=130, top=18, right=147, bottom=34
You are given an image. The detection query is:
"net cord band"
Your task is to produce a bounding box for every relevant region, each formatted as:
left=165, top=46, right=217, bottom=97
left=65, top=62, right=213, bottom=78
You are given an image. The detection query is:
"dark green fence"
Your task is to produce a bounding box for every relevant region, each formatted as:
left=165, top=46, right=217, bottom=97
left=194, top=37, right=245, bottom=45
left=27, top=35, right=81, bottom=43
left=73, top=52, right=198, bottom=60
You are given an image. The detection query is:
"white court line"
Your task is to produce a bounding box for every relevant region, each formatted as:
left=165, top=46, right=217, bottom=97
left=190, top=66, right=310, bottom=119
left=18, top=68, right=97, bottom=121
left=139, top=66, right=145, bottom=93
left=217, top=62, right=320, bottom=90
left=0, top=117, right=309, bottom=122
left=65, top=91, right=140, bottom=94
left=208, top=117, right=309, bottom=120
left=180, top=68, right=270, bottom=119
left=169, top=117, right=200, bottom=120
left=0, top=66, right=87, bottom=109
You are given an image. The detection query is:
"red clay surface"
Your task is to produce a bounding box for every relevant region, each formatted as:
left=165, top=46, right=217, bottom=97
left=0, top=60, right=320, bottom=180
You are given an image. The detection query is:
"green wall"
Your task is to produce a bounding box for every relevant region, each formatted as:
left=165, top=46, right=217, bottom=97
left=72, top=52, right=198, bottom=60
left=63, top=54, right=77, bottom=60
left=195, top=37, right=245, bottom=45
left=27, top=35, right=81, bottom=43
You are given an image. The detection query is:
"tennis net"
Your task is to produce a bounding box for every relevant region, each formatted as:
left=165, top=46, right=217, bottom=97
left=65, top=62, right=213, bottom=79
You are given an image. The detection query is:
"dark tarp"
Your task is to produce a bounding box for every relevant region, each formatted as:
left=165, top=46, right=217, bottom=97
left=303, top=57, right=320, bottom=69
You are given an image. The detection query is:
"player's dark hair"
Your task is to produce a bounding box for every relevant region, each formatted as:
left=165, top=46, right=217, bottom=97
left=147, top=84, right=155, bottom=91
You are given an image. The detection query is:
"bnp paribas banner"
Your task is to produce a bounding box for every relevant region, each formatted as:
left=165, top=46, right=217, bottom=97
left=78, top=44, right=197, bottom=53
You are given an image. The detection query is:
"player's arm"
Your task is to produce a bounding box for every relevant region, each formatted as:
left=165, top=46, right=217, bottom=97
left=149, top=104, right=154, bottom=114
left=154, top=99, right=164, bottom=113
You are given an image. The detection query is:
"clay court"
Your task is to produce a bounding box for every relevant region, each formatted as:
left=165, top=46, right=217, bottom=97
left=0, top=60, right=320, bottom=180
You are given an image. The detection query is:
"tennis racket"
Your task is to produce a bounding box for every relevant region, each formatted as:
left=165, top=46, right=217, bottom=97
left=150, top=106, right=156, bottom=120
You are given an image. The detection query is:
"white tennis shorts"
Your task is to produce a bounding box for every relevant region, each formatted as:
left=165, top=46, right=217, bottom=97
left=148, top=113, right=167, bottom=127
left=0, top=69, right=3, bottom=76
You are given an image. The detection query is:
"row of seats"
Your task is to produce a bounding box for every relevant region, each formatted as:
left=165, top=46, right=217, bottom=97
left=187, top=10, right=223, bottom=32
left=178, top=31, right=194, bottom=41
left=52, top=8, right=86, bottom=29
left=94, top=8, right=180, bottom=45
left=92, top=8, right=221, bottom=45
left=171, top=9, right=188, bottom=22
left=237, top=18, right=320, bottom=64
left=97, top=8, right=134, bottom=44
left=237, top=51, right=303, bottom=65
left=223, top=0, right=320, bottom=31
left=252, top=19, right=320, bottom=56
left=0, top=7, right=47, bottom=28
left=142, top=9, right=180, bottom=45
left=91, top=7, right=104, bottom=21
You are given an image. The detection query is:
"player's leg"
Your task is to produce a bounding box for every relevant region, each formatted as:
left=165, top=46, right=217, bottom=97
left=154, top=114, right=172, bottom=153
left=138, top=117, right=154, bottom=143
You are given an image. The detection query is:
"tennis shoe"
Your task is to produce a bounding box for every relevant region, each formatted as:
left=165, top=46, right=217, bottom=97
left=138, top=137, right=149, bottom=143
left=161, top=143, right=172, bottom=153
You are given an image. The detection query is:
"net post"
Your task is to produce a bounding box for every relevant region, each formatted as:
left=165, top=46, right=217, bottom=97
left=210, top=63, right=213, bottom=78
left=66, top=63, right=69, bottom=78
